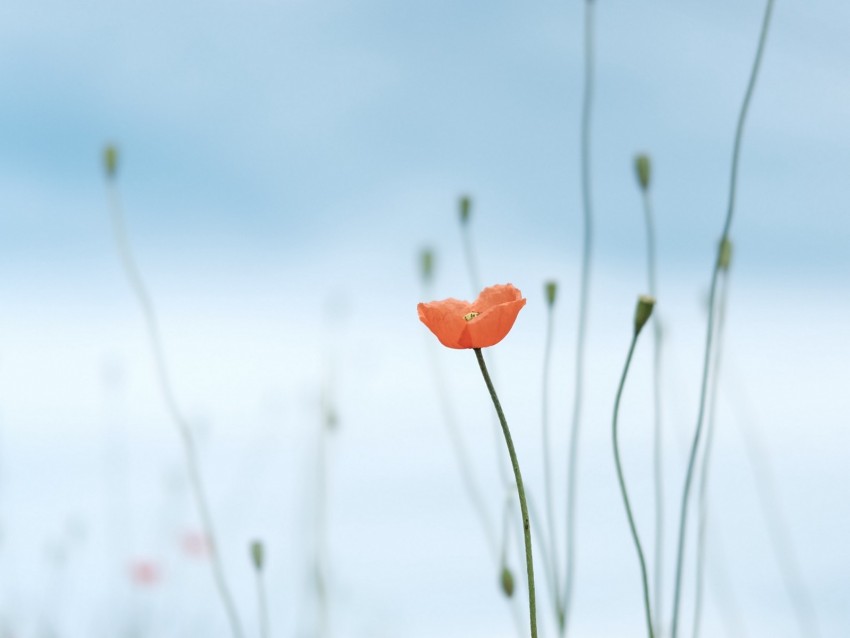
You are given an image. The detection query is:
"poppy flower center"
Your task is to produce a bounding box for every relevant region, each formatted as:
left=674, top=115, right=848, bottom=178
left=463, top=311, right=480, bottom=321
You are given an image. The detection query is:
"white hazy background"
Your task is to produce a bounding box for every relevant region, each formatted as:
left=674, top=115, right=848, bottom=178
left=0, top=0, right=848, bottom=636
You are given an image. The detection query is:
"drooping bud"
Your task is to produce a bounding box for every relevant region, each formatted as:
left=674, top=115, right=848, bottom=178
left=500, top=567, right=515, bottom=597
left=420, top=248, right=434, bottom=284
left=718, top=238, right=733, bottom=271
left=250, top=540, right=265, bottom=571
left=459, top=195, right=472, bottom=225
left=634, top=153, right=651, bottom=191
left=544, top=280, right=557, bottom=307
left=634, top=294, right=656, bottom=335
left=103, top=144, right=118, bottom=180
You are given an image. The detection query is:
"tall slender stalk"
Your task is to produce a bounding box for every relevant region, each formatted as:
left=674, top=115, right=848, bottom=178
left=474, top=349, right=538, bottom=638
left=541, top=283, right=564, bottom=626
left=250, top=542, right=269, bottom=638
left=563, top=2, right=595, bottom=631
left=692, top=266, right=730, bottom=638
left=612, top=316, right=655, bottom=638
left=725, top=359, right=822, bottom=637
left=104, top=154, right=244, bottom=638
left=635, top=155, right=664, bottom=634
left=669, top=2, right=776, bottom=635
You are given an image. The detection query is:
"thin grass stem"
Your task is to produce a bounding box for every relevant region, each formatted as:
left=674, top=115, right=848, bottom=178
left=562, top=2, right=595, bottom=631
left=612, top=331, right=655, bottom=638
left=669, top=2, right=776, bottom=635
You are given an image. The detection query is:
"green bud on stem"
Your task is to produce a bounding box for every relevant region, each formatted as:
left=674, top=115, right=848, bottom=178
left=250, top=540, right=265, bottom=571
left=634, top=153, right=651, bottom=191
left=634, top=294, right=656, bottom=335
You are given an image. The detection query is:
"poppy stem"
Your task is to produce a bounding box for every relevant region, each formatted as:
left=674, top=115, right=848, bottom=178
left=669, top=1, right=775, bottom=635
left=474, top=348, right=538, bottom=638
left=613, top=331, right=655, bottom=638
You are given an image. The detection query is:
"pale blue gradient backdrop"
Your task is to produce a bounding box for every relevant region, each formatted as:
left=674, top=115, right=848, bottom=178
left=0, top=1, right=848, bottom=637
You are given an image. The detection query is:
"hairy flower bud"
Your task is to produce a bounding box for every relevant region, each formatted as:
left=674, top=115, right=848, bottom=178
left=634, top=153, right=651, bottom=191
left=634, top=294, right=656, bottom=335
left=103, top=145, right=118, bottom=180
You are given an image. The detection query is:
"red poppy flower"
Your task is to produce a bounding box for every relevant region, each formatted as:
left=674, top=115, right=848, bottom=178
left=418, top=284, right=526, bottom=349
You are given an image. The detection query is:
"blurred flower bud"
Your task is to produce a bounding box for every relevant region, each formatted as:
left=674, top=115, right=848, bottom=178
left=634, top=294, right=656, bottom=335
left=500, top=567, right=515, bottom=598
left=718, top=238, right=733, bottom=271
left=544, top=281, right=557, bottom=307
left=420, top=248, right=434, bottom=284
left=634, top=153, right=651, bottom=191
left=459, top=195, right=472, bottom=225
left=250, top=540, right=265, bottom=571
left=103, top=145, right=118, bottom=180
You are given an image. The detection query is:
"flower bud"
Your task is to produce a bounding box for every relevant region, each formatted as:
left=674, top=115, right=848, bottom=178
left=103, top=144, right=118, bottom=180
left=500, top=567, right=515, bottom=597
left=634, top=153, right=651, bottom=191
left=718, top=238, right=733, bottom=271
left=250, top=540, right=265, bottom=571
left=634, top=294, right=656, bottom=335
left=544, top=280, right=557, bottom=307
left=459, top=195, right=472, bottom=225
left=420, top=248, right=434, bottom=284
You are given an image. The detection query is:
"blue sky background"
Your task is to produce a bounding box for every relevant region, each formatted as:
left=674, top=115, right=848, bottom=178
left=0, top=0, right=848, bottom=636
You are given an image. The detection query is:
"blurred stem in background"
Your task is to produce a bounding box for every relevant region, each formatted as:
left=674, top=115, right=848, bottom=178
left=474, top=348, right=538, bottom=638
left=316, top=361, right=338, bottom=638
left=458, top=197, right=516, bottom=495
left=562, top=0, right=595, bottom=632
left=669, top=1, right=776, bottom=635
left=612, top=296, right=656, bottom=638
left=250, top=541, right=270, bottom=638
left=540, top=282, right=565, bottom=626
left=722, top=329, right=822, bottom=637
left=692, top=241, right=732, bottom=638
left=102, top=146, right=244, bottom=638
left=418, top=248, right=525, bottom=636
left=634, top=153, right=665, bottom=635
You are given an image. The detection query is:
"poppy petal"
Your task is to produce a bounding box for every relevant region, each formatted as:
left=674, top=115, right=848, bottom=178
left=417, top=298, right=472, bottom=349
left=463, top=297, right=527, bottom=348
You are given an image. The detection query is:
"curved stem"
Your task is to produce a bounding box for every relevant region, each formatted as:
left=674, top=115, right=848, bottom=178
left=541, top=300, right=564, bottom=625
left=692, top=269, right=729, bottom=638
left=563, top=1, right=595, bottom=631
left=474, top=349, right=538, bottom=638
left=669, top=2, right=775, bottom=635
left=106, top=183, right=244, bottom=638
left=641, top=189, right=664, bottom=634
left=612, top=332, right=655, bottom=638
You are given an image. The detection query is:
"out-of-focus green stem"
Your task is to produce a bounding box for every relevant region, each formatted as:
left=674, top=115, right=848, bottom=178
left=563, top=2, right=595, bottom=632
left=669, top=2, right=775, bottom=635
left=105, top=179, right=243, bottom=638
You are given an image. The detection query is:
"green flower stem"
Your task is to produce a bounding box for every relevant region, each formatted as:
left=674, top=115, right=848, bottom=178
left=669, top=2, right=775, bottom=635
left=541, top=300, right=564, bottom=626
left=640, top=187, right=664, bottom=633
left=563, top=1, right=595, bottom=630
left=255, top=568, right=270, bottom=638
left=612, top=332, right=655, bottom=638
left=474, top=348, right=538, bottom=638
left=692, top=270, right=730, bottom=638
left=106, top=182, right=244, bottom=638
